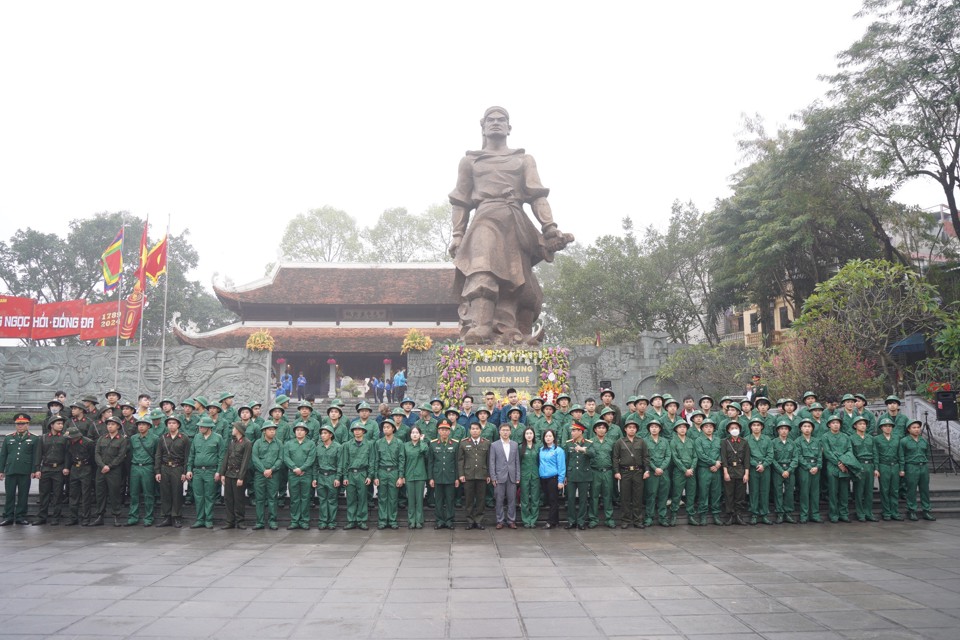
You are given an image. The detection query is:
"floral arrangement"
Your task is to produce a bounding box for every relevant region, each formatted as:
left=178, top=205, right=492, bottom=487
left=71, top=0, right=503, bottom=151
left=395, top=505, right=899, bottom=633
left=925, top=381, right=953, bottom=401
left=245, top=329, right=275, bottom=352
left=326, top=358, right=337, bottom=365
left=401, top=328, right=434, bottom=354
left=437, top=345, right=571, bottom=407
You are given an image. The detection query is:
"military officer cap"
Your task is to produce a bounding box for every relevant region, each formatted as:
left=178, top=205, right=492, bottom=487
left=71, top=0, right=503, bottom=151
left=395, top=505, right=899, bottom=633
left=319, top=424, right=334, bottom=436
left=599, top=406, right=616, bottom=418
left=105, top=416, right=123, bottom=427
left=159, top=398, right=176, bottom=409
left=841, top=393, right=856, bottom=402
left=104, top=388, right=122, bottom=399
left=261, top=422, right=278, bottom=431
left=570, top=422, right=586, bottom=432
left=623, top=418, right=640, bottom=429
left=268, top=404, right=285, bottom=415
left=853, top=416, right=869, bottom=426
left=180, top=398, right=195, bottom=408
left=634, top=394, right=649, bottom=403
left=197, top=416, right=216, bottom=429
left=755, top=396, right=771, bottom=406
left=391, top=406, right=406, bottom=416
left=69, top=402, right=86, bottom=411
left=698, top=394, right=714, bottom=404
left=541, top=400, right=555, bottom=410
left=275, top=394, right=291, bottom=405
left=701, top=417, right=717, bottom=428
left=381, top=418, right=396, bottom=430
left=557, top=393, right=571, bottom=402
left=600, top=388, right=615, bottom=399
left=907, top=419, right=922, bottom=429
left=776, top=419, right=792, bottom=431
left=194, top=396, right=210, bottom=407
left=810, top=402, right=824, bottom=411
left=782, top=398, right=798, bottom=409
left=800, top=418, right=817, bottom=428
left=297, top=400, right=313, bottom=412
left=82, top=395, right=99, bottom=405
left=294, top=421, right=310, bottom=433
left=885, top=395, right=902, bottom=405
left=45, top=414, right=65, bottom=427
left=445, top=407, right=461, bottom=417
left=66, top=425, right=82, bottom=438
left=475, top=407, right=491, bottom=417
left=802, top=391, right=817, bottom=401
left=326, top=404, right=341, bottom=416
left=506, top=406, right=522, bottom=418
left=569, top=404, right=585, bottom=413
left=725, top=419, right=743, bottom=432
left=118, top=401, right=135, bottom=411
left=530, top=396, right=544, bottom=406
left=234, top=423, right=247, bottom=436
left=47, top=398, right=64, bottom=410
left=649, top=393, right=663, bottom=402
left=592, top=418, right=609, bottom=430
left=673, top=420, right=689, bottom=431
left=400, top=397, right=415, bottom=407
left=878, top=417, right=894, bottom=428
left=14, top=412, right=31, bottom=424
left=165, top=415, right=182, bottom=427
left=437, top=420, right=452, bottom=431
left=150, top=408, right=166, bottom=421
left=418, top=403, right=433, bottom=412
left=646, top=418, right=663, bottom=430
left=218, top=392, right=235, bottom=402
left=663, top=396, right=679, bottom=408
left=854, top=393, right=868, bottom=403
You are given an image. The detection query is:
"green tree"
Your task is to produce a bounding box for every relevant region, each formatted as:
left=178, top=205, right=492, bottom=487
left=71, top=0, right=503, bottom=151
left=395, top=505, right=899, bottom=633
left=795, top=258, right=945, bottom=393
left=419, top=202, right=454, bottom=262
left=279, top=206, right=360, bottom=262
left=824, top=0, right=960, bottom=237
left=361, top=207, right=424, bottom=262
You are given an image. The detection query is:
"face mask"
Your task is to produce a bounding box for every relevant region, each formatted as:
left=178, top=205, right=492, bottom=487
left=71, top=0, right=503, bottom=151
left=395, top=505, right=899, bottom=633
left=729, top=428, right=740, bottom=437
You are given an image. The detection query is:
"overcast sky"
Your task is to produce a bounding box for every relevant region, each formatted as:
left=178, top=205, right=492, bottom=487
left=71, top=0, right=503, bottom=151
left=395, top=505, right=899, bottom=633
left=0, top=1, right=944, bottom=292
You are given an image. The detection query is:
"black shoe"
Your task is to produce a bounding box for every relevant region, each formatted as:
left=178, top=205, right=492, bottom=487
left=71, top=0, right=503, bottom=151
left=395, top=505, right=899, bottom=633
left=578, top=524, right=585, bottom=530
left=190, top=522, right=205, bottom=529
left=564, top=523, right=577, bottom=529
left=15, top=519, right=31, bottom=525
left=288, top=524, right=300, bottom=530
left=48, top=519, right=59, bottom=526
left=156, top=518, right=172, bottom=528
left=220, top=523, right=235, bottom=529
left=784, top=515, right=797, bottom=524
left=621, top=523, right=630, bottom=529
left=63, top=520, right=79, bottom=526
left=734, top=515, right=747, bottom=526
left=174, top=518, right=183, bottom=528
left=923, top=512, right=937, bottom=521
left=113, top=517, right=123, bottom=527
left=907, top=512, right=919, bottom=521
left=89, top=516, right=104, bottom=527
left=357, top=523, right=367, bottom=530
left=475, top=524, right=485, bottom=530
left=31, top=519, right=46, bottom=526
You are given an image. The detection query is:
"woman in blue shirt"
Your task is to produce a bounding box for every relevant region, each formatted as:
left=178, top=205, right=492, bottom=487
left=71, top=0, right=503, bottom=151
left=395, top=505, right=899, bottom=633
left=538, top=429, right=566, bottom=529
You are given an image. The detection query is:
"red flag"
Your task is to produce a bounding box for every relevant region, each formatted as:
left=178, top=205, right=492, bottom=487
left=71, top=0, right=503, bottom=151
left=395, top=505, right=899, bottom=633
left=143, top=235, right=167, bottom=285
left=133, top=220, right=149, bottom=291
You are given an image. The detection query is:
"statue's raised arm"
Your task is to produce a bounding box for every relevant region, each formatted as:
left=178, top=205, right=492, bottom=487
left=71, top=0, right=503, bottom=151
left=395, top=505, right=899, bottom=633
left=448, top=106, right=574, bottom=346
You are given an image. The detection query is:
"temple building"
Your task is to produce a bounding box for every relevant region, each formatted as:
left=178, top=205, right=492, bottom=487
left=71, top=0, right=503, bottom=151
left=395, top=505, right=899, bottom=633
left=174, top=263, right=460, bottom=397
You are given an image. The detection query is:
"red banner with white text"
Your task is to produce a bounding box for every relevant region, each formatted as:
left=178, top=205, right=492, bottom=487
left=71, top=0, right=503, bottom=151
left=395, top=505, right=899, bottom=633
left=31, top=300, right=86, bottom=340
left=79, top=301, right=121, bottom=340
left=0, top=296, right=35, bottom=338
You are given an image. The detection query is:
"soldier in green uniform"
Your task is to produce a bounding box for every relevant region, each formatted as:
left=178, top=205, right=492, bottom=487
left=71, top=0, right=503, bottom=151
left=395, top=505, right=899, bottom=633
left=219, top=392, right=238, bottom=426
left=797, top=391, right=818, bottom=421
left=669, top=420, right=697, bottom=526
left=63, top=425, right=95, bottom=526
left=564, top=422, right=592, bottom=529
left=687, top=410, right=705, bottom=440
left=849, top=416, right=878, bottom=521
left=805, top=403, right=828, bottom=440
left=373, top=418, right=404, bottom=529
left=294, top=402, right=321, bottom=440
left=458, top=421, right=491, bottom=529
left=694, top=417, right=723, bottom=526
left=540, top=401, right=561, bottom=437
left=599, top=406, right=623, bottom=441
left=642, top=418, right=671, bottom=527
left=342, top=424, right=375, bottom=530
left=518, top=426, right=541, bottom=528
left=879, top=395, right=910, bottom=440
left=559, top=404, right=584, bottom=445
left=586, top=419, right=616, bottom=528
left=93, top=416, right=128, bottom=527
left=126, top=417, right=159, bottom=527
left=393, top=407, right=411, bottom=442
left=899, top=419, right=936, bottom=521
left=873, top=417, right=902, bottom=520
left=839, top=394, right=861, bottom=436
left=252, top=423, right=283, bottom=530
left=325, top=403, right=348, bottom=444
left=853, top=394, right=877, bottom=434
left=352, top=402, right=380, bottom=440
left=501, top=407, right=524, bottom=444
left=429, top=421, right=460, bottom=529
left=284, top=423, right=317, bottom=530
left=780, top=399, right=801, bottom=439
left=821, top=416, right=853, bottom=523
left=598, top=388, right=621, bottom=426
left=219, top=423, right=252, bottom=529
left=613, top=418, right=650, bottom=528
left=154, top=415, right=190, bottom=528
left=445, top=408, right=467, bottom=442
left=314, top=424, right=342, bottom=529
left=754, top=398, right=776, bottom=438
left=796, top=420, right=824, bottom=523
left=660, top=397, right=681, bottom=440
left=746, top=417, right=773, bottom=525
left=555, top=393, right=573, bottom=431
left=770, top=420, right=798, bottom=523
left=416, top=403, right=439, bottom=442
left=401, top=425, right=429, bottom=528
left=32, top=414, right=68, bottom=525
left=186, top=416, right=223, bottom=529
left=68, top=403, right=95, bottom=443
left=179, top=399, right=201, bottom=438
left=525, top=397, right=546, bottom=432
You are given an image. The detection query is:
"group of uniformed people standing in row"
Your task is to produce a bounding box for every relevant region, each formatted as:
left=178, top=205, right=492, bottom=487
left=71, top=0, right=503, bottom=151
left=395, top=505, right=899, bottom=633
left=0, top=386, right=937, bottom=529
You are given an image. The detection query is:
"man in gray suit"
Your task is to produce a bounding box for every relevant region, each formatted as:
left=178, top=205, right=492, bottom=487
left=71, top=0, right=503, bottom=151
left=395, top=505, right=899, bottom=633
left=489, top=423, right=520, bottom=529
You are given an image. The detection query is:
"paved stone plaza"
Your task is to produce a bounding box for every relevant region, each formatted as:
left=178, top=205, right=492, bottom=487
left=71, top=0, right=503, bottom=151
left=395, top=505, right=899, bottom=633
left=1, top=516, right=959, bottom=639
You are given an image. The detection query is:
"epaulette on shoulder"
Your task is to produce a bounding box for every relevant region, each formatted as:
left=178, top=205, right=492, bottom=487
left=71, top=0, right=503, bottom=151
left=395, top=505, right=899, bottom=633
left=451, top=438, right=460, bottom=443
left=430, top=438, right=439, bottom=443
left=565, top=439, right=574, bottom=443
left=584, top=438, right=594, bottom=443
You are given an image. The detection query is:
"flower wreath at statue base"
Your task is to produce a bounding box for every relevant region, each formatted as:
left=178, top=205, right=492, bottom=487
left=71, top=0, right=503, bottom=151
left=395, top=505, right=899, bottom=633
left=437, top=345, right=571, bottom=408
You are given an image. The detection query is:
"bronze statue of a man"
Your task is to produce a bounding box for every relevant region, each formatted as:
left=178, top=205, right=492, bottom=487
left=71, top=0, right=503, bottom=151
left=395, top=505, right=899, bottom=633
left=448, top=107, right=574, bottom=345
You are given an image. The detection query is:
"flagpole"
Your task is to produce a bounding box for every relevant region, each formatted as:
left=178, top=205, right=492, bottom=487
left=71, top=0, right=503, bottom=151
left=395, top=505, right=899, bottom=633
left=135, top=217, right=148, bottom=397
left=159, top=214, right=171, bottom=400
left=113, top=214, right=125, bottom=388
